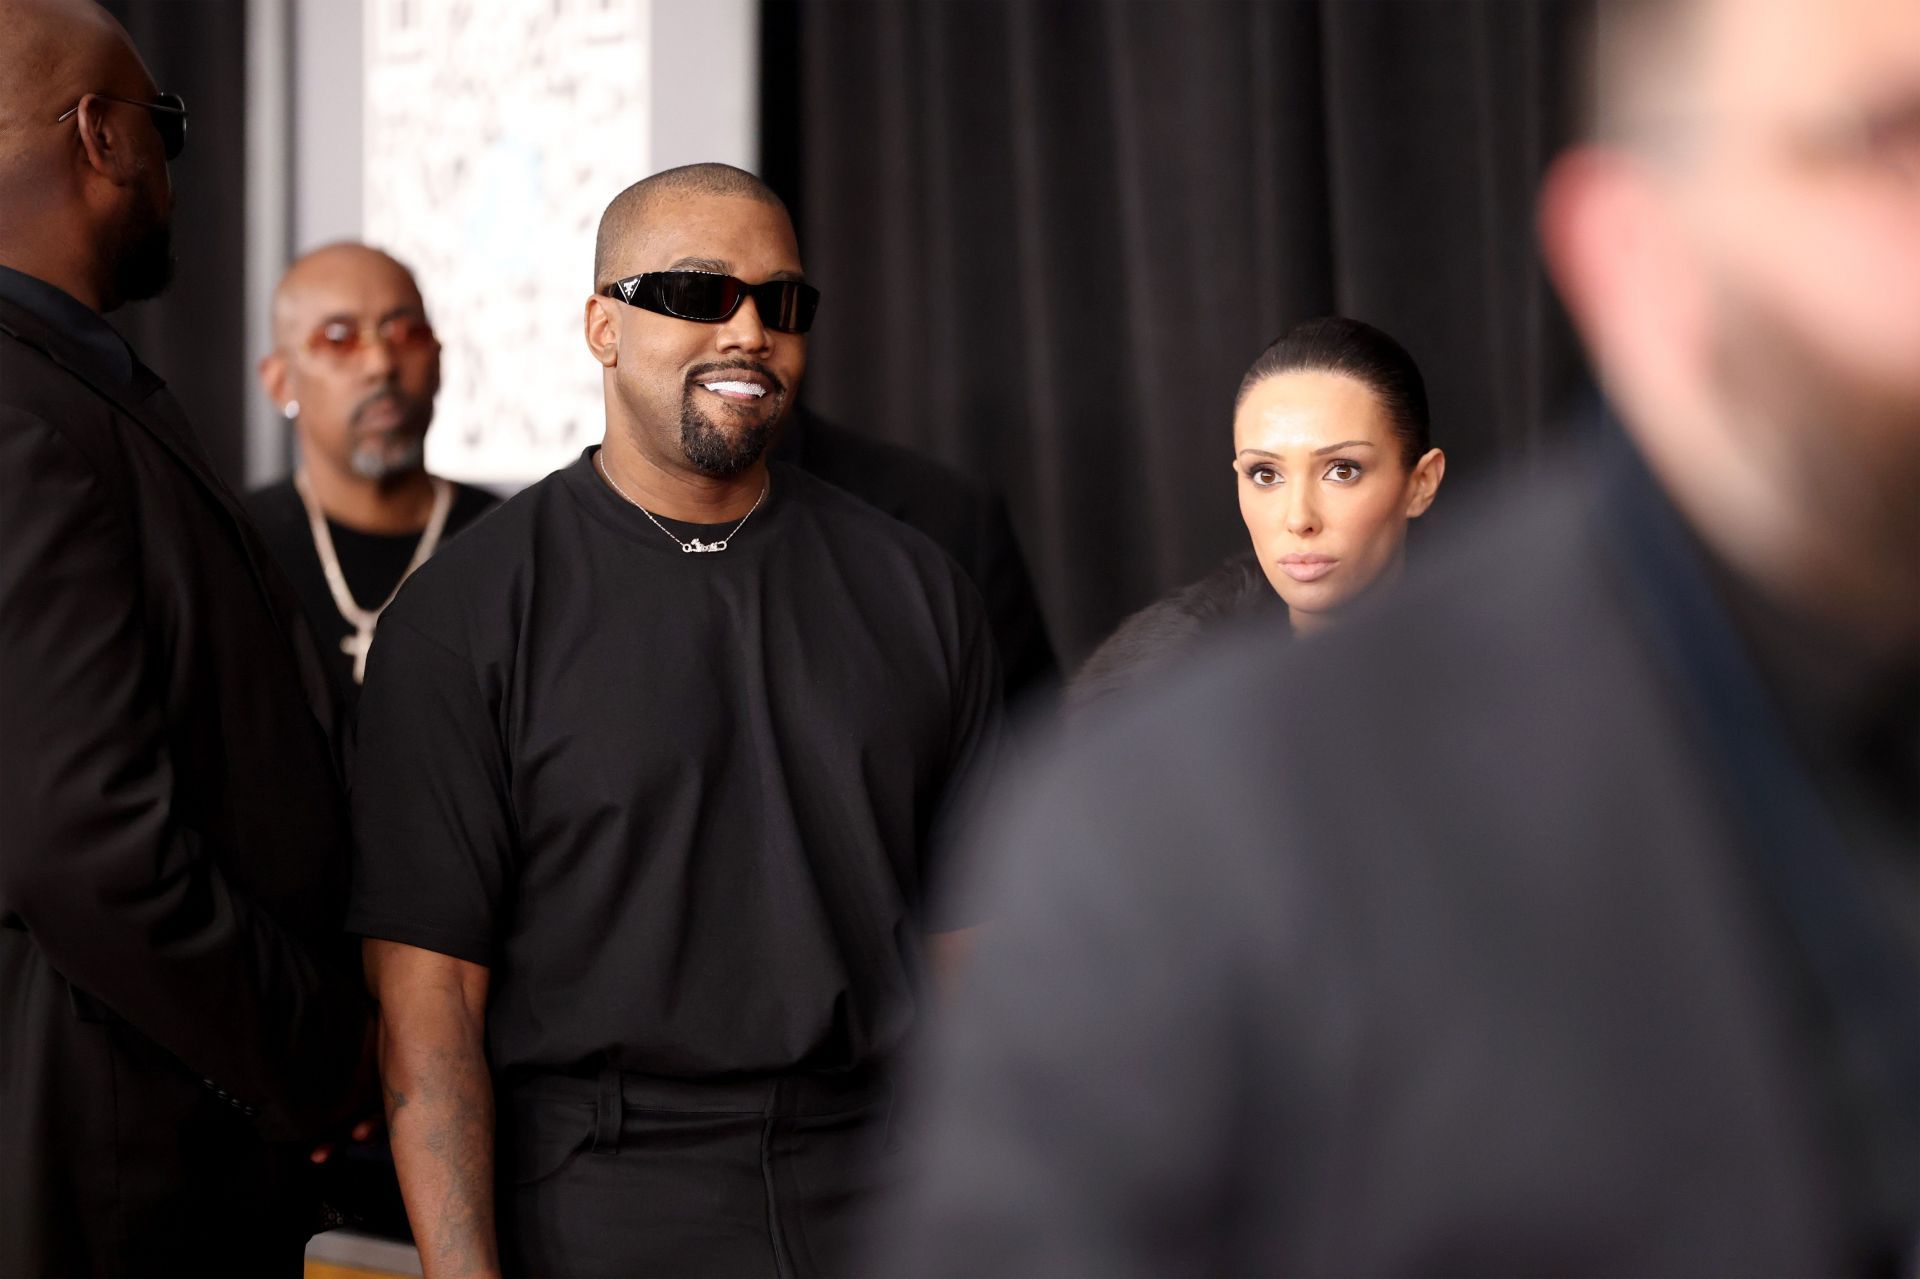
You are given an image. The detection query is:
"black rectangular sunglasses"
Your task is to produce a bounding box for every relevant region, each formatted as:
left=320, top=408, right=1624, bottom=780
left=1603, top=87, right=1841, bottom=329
left=56, top=91, right=189, bottom=161
left=602, top=271, right=820, bottom=335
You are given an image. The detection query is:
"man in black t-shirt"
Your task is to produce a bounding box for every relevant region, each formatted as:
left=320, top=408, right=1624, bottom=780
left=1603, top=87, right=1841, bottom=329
left=247, top=243, right=496, bottom=708
left=348, top=164, right=1002, bottom=1277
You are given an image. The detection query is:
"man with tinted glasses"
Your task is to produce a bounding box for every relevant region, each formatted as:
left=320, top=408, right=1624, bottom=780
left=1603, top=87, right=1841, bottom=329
left=248, top=243, right=497, bottom=706
left=0, top=0, right=365, bottom=1273
left=348, top=162, right=1003, bottom=1277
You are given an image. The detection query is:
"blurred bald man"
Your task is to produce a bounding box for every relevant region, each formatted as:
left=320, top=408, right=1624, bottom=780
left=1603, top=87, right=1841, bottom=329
left=0, top=1, right=364, bottom=1272
left=884, top=0, right=1920, bottom=1273
left=248, top=243, right=497, bottom=705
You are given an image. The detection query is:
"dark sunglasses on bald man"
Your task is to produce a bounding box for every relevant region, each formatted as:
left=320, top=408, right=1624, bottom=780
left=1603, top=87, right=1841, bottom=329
left=601, top=271, right=820, bottom=335
left=56, top=91, right=189, bottom=162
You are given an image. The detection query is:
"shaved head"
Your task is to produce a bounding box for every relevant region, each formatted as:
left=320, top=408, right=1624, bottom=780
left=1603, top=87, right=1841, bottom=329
left=258, top=241, right=442, bottom=488
left=272, top=242, right=425, bottom=348
left=0, top=0, right=172, bottom=310
left=593, top=163, right=788, bottom=288
left=0, top=0, right=140, bottom=170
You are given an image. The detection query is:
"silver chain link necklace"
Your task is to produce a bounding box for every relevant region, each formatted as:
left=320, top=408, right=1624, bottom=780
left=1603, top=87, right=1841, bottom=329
left=595, top=449, right=768, bottom=553
left=293, top=468, right=453, bottom=683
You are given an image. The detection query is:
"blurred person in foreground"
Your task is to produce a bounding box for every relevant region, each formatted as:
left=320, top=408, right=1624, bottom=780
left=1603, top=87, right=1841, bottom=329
left=1070, top=315, right=1444, bottom=708
left=248, top=243, right=497, bottom=709
left=883, top=0, right=1920, bottom=1272
left=0, top=0, right=363, bottom=1272
left=350, top=163, right=1001, bottom=1277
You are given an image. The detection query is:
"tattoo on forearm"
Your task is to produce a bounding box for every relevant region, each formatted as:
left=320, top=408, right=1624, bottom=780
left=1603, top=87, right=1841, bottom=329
left=387, top=1032, right=497, bottom=1276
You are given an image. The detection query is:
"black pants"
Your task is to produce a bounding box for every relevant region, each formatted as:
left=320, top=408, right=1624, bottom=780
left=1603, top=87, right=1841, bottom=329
left=497, top=1065, right=894, bottom=1278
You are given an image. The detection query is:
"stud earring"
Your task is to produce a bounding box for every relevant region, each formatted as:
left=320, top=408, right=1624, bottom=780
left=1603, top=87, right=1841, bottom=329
left=283, top=400, right=300, bottom=420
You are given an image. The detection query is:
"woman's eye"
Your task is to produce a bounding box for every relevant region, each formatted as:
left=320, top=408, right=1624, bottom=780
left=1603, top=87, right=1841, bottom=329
left=1248, top=466, right=1281, bottom=487
left=1325, top=461, right=1362, bottom=483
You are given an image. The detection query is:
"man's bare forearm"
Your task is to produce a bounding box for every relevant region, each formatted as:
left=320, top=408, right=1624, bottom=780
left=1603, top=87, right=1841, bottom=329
left=382, top=1023, right=498, bottom=1278
left=367, top=941, right=498, bottom=1279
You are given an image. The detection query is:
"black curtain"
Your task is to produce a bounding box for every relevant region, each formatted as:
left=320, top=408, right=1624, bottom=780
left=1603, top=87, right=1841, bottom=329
left=101, top=0, right=251, bottom=488
left=762, top=0, right=1589, bottom=663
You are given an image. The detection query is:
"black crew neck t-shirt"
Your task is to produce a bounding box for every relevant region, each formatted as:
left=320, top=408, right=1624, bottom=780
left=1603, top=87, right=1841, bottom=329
left=245, top=478, right=499, bottom=706
left=346, top=450, right=1002, bottom=1084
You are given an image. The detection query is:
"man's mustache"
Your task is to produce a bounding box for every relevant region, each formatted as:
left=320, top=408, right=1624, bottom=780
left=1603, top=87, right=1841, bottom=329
left=350, top=388, right=424, bottom=431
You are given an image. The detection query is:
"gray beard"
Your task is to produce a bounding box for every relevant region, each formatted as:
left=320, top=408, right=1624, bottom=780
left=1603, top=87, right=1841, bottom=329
left=350, top=435, right=427, bottom=482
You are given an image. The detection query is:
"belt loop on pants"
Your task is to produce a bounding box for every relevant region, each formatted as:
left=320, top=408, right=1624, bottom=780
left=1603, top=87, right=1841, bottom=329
left=592, top=1059, right=623, bottom=1154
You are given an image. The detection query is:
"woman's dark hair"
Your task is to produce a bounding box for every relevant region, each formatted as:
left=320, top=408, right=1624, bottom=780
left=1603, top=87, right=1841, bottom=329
left=1235, top=316, right=1432, bottom=469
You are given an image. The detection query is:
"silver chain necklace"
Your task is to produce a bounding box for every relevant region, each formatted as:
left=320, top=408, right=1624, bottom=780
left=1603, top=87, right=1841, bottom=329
left=595, top=449, right=768, bottom=554
left=293, top=468, right=454, bottom=683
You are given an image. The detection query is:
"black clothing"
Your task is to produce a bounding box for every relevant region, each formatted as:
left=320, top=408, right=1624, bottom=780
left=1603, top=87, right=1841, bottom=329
left=499, top=1065, right=892, bottom=1277
left=0, top=274, right=363, bottom=1274
left=245, top=477, right=499, bottom=707
left=247, top=476, right=497, bottom=1241
left=882, top=435, right=1920, bottom=1276
left=1068, top=550, right=1282, bottom=710
left=348, top=450, right=1001, bottom=1084
left=0, top=264, right=133, bottom=383
left=350, top=450, right=999, bottom=1273
left=778, top=409, right=1057, bottom=704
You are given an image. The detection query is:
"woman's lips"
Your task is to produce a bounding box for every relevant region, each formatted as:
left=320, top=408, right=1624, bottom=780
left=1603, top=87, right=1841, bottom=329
left=1278, top=554, right=1337, bottom=583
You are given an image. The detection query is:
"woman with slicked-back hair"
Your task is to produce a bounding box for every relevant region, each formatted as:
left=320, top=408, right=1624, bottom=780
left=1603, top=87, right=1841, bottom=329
left=1070, top=315, right=1445, bottom=707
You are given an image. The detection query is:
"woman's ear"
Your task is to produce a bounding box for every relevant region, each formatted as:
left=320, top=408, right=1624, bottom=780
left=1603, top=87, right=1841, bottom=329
left=1405, top=447, right=1446, bottom=519
left=583, top=297, right=619, bottom=368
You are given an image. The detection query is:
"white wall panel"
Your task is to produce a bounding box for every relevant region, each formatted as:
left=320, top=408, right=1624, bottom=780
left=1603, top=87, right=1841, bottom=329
left=273, top=0, right=759, bottom=488
left=363, top=0, right=651, bottom=484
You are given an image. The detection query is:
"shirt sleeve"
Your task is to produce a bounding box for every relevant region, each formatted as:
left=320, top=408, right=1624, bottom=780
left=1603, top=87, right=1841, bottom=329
left=346, top=609, right=514, bottom=966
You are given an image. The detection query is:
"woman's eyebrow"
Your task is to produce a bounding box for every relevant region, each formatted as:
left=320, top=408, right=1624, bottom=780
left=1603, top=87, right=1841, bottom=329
left=1313, top=440, right=1376, bottom=455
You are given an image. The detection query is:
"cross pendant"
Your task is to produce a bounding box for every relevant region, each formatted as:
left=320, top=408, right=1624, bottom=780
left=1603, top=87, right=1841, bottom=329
left=342, top=622, right=377, bottom=684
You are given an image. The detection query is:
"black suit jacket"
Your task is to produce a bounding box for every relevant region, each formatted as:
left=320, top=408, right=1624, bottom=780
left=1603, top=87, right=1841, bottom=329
left=885, top=436, right=1920, bottom=1274
left=0, top=296, right=365, bottom=1274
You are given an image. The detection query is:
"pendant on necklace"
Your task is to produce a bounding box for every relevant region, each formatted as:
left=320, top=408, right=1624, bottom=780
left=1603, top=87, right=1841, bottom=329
left=342, top=620, right=378, bottom=683
left=685, top=538, right=727, bottom=553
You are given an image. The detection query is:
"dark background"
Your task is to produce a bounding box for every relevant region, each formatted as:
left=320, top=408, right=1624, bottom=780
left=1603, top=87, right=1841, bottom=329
left=109, top=0, right=1591, bottom=668
left=762, top=0, right=1590, bottom=661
